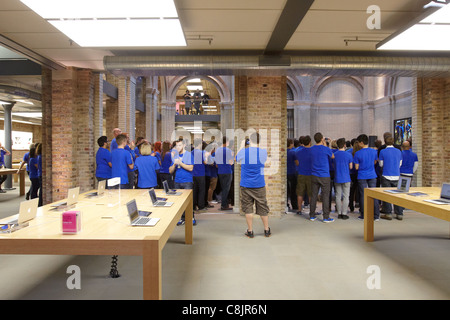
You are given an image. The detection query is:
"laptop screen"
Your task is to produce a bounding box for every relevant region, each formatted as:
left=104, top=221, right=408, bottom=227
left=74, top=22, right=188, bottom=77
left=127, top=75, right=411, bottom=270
left=163, top=180, right=169, bottom=193
left=149, top=189, right=157, bottom=204
left=441, top=183, right=450, bottom=200
left=398, top=176, right=411, bottom=191
left=126, top=200, right=139, bottom=221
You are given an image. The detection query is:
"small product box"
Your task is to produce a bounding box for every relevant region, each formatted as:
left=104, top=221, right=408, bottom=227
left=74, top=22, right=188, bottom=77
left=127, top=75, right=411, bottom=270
left=62, top=211, right=81, bottom=234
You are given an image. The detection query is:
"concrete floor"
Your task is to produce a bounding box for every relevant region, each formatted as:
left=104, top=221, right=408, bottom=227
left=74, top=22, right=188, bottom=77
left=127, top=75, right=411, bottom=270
left=0, top=181, right=449, bottom=300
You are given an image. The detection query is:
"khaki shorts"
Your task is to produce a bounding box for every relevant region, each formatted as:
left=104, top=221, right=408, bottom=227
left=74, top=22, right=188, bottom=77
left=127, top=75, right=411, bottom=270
left=296, top=174, right=312, bottom=198
left=240, top=186, right=270, bottom=216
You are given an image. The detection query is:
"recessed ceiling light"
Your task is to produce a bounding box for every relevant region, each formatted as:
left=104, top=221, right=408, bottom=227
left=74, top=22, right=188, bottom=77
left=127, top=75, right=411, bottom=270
left=187, top=85, right=203, bottom=91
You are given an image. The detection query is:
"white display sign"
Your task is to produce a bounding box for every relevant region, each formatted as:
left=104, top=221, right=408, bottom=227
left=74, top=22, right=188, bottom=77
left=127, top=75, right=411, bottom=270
left=0, top=130, right=33, bottom=150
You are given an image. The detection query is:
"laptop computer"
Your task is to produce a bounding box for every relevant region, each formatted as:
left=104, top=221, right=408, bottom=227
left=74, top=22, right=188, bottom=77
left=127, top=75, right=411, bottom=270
left=149, top=188, right=173, bottom=207
left=424, top=183, right=450, bottom=205
left=163, top=180, right=181, bottom=196
left=384, top=175, right=411, bottom=194
left=51, top=187, right=80, bottom=207
left=85, top=180, right=106, bottom=197
left=126, top=199, right=159, bottom=226
left=2, top=198, right=39, bottom=225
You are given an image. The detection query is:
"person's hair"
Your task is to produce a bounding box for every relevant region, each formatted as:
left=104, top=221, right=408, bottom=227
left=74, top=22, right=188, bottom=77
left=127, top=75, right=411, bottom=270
left=357, top=134, right=369, bottom=145
left=385, top=136, right=394, bottom=146
left=374, top=139, right=382, bottom=149
left=298, top=136, right=305, bottom=145
left=135, top=136, right=145, bottom=146
left=115, top=134, right=127, bottom=146
left=294, top=139, right=299, bottom=148
left=303, top=135, right=311, bottom=146
left=97, top=136, right=108, bottom=147
left=153, top=141, right=162, bottom=153
left=161, top=140, right=171, bottom=161
left=331, top=140, right=338, bottom=149
left=383, top=132, right=392, bottom=142
left=194, top=138, right=203, bottom=148
left=337, top=138, right=346, bottom=149
left=249, top=132, right=260, bottom=145
left=140, top=142, right=152, bottom=156
left=352, top=140, right=362, bottom=156
left=222, top=136, right=228, bottom=145
left=35, top=142, right=42, bottom=155
left=345, top=140, right=351, bottom=148
left=314, top=132, right=323, bottom=144
left=29, top=146, right=36, bottom=159
left=287, top=138, right=293, bottom=147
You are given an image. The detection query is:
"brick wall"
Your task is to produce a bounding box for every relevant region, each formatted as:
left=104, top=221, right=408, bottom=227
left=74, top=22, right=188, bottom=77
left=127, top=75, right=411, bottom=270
left=234, top=76, right=287, bottom=215
left=416, top=77, right=450, bottom=186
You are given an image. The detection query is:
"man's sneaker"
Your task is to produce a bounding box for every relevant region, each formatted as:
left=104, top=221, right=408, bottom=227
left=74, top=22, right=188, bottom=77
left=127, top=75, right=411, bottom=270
left=309, top=217, right=317, bottom=222
left=323, top=218, right=335, bottom=223
left=357, top=215, right=364, bottom=220
left=380, top=214, right=393, bottom=220
left=245, top=230, right=254, bottom=238
left=341, top=214, right=349, bottom=220
left=264, top=228, right=271, bottom=237
left=0, top=189, right=6, bottom=193
left=177, top=219, right=185, bottom=226
left=396, top=214, right=403, bottom=220
left=193, top=218, right=197, bottom=225
left=296, top=210, right=303, bottom=215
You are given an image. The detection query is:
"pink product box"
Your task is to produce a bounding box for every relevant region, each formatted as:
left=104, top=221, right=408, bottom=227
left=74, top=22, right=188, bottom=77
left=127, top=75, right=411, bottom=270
left=62, top=211, right=81, bottom=234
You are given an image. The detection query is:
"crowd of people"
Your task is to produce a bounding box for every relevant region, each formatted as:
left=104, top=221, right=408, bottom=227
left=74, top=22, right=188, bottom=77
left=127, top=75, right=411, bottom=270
left=287, top=132, right=418, bottom=222
left=95, top=128, right=270, bottom=236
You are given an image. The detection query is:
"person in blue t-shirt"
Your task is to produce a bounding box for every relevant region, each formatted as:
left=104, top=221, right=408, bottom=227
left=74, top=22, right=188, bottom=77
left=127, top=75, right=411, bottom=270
left=111, top=134, right=134, bottom=189
left=170, top=138, right=195, bottom=226
left=0, top=142, right=11, bottom=193
left=206, top=144, right=219, bottom=206
left=400, top=140, right=418, bottom=176
left=17, top=144, right=33, bottom=199
left=215, top=136, right=234, bottom=211
left=286, top=138, right=298, bottom=211
left=192, top=138, right=208, bottom=211
left=353, top=134, right=379, bottom=220
left=379, top=136, right=403, bottom=220
left=95, top=136, right=112, bottom=186
left=28, top=145, right=40, bottom=200
left=159, top=141, right=174, bottom=189
left=294, top=136, right=312, bottom=215
left=135, top=142, right=160, bottom=189
left=236, top=132, right=271, bottom=238
left=309, top=132, right=335, bottom=223
left=109, top=128, right=122, bottom=152
left=333, top=138, right=353, bottom=220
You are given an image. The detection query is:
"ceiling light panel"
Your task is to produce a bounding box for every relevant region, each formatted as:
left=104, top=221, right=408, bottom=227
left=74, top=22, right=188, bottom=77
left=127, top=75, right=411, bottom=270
left=20, top=0, right=178, bottom=19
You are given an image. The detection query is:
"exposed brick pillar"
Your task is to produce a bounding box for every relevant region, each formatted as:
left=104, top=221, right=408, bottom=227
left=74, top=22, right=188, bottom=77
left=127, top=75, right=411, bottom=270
left=105, top=73, right=119, bottom=141
left=41, top=67, right=53, bottom=204
left=234, top=76, right=287, bottom=215
left=417, top=77, right=450, bottom=187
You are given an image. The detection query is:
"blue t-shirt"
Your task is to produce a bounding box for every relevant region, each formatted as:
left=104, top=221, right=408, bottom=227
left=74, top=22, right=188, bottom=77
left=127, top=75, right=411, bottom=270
left=124, top=145, right=136, bottom=172
left=37, top=155, right=42, bottom=177
left=334, top=150, right=353, bottom=184
left=95, top=147, right=112, bottom=179
left=236, top=147, right=267, bottom=188
left=310, top=145, right=333, bottom=178
left=354, top=147, right=378, bottom=180
left=215, top=147, right=233, bottom=175
left=160, top=151, right=172, bottom=174
left=110, top=138, right=118, bottom=152
left=111, top=148, right=133, bottom=184
left=400, top=149, right=418, bottom=175
left=379, top=146, right=402, bottom=177
left=0, top=150, right=6, bottom=166
left=135, top=155, right=160, bottom=188
left=287, top=148, right=297, bottom=175
left=295, top=147, right=312, bottom=176
left=29, top=157, right=39, bottom=179
left=192, top=149, right=205, bottom=177
left=205, top=152, right=218, bottom=178
left=172, top=150, right=194, bottom=183
left=23, top=152, right=30, bottom=172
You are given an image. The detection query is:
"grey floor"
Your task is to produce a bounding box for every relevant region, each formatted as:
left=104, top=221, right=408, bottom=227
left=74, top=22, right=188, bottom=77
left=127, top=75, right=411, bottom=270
left=0, top=180, right=449, bottom=300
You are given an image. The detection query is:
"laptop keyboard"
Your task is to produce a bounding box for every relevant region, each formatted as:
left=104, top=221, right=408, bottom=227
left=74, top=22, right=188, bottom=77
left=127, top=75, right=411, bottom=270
left=435, top=199, right=450, bottom=204
left=136, top=217, right=150, bottom=225
left=157, top=201, right=166, bottom=205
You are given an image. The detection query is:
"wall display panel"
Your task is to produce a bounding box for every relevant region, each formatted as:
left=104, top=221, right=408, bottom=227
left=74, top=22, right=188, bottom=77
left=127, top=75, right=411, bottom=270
left=0, top=130, right=33, bottom=150
left=393, top=117, right=412, bottom=146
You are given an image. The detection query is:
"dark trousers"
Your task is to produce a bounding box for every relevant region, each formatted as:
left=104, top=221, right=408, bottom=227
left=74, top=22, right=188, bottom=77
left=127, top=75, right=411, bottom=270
left=175, top=181, right=194, bottom=220
left=218, top=173, right=232, bottom=209
left=358, top=178, right=380, bottom=219
left=30, top=177, right=40, bottom=200
left=349, top=173, right=359, bottom=211
left=193, top=175, right=206, bottom=210
left=287, top=174, right=299, bottom=210
left=310, top=176, right=331, bottom=219
left=380, top=176, right=403, bottom=215
left=160, top=172, right=174, bottom=189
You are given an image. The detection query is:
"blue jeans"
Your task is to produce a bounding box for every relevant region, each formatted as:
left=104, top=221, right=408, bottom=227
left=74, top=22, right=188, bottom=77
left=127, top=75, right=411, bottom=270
left=175, top=181, right=194, bottom=220
left=358, top=178, right=380, bottom=219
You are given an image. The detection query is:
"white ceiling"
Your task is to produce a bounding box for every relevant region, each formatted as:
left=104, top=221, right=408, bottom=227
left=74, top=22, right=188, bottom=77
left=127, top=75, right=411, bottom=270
left=0, top=0, right=433, bottom=71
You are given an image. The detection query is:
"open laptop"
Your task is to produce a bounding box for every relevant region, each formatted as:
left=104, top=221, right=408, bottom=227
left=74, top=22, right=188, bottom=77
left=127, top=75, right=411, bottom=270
left=85, top=180, right=106, bottom=197
left=424, top=183, right=450, bottom=205
left=51, top=187, right=80, bottom=208
left=126, top=199, right=159, bottom=226
left=384, top=175, right=411, bottom=194
left=2, top=198, right=39, bottom=225
left=163, top=180, right=181, bottom=196
left=149, top=188, right=173, bottom=207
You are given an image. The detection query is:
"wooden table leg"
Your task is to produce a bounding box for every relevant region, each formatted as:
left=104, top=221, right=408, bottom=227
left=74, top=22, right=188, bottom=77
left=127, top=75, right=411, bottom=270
left=143, top=239, right=162, bottom=300
left=19, top=170, right=25, bottom=196
left=185, top=192, right=193, bottom=245
left=364, top=192, right=374, bottom=242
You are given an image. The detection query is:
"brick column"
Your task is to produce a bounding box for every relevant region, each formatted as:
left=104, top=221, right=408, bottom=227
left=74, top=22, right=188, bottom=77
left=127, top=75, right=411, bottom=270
left=234, top=76, right=287, bottom=216
left=418, top=77, right=450, bottom=186
left=41, top=67, right=53, bottom=204
left=105, top=73, right=119, bottom=141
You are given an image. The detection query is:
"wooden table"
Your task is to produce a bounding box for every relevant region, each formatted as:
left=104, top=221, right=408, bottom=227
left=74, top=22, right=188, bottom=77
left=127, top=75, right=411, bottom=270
left=0, top=188, right=193, bottom=300
left=364, top=187, right=450, bottom=242
left=0, top=168, right=26, bottom=196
